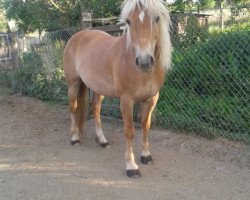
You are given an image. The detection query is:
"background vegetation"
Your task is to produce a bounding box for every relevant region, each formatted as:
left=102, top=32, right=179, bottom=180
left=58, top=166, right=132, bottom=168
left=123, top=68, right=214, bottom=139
left=0, top=0, right=249, bottom=143
left=0, top=0, right=249, bottom=32
left=158, top=29, right=250, bottom=142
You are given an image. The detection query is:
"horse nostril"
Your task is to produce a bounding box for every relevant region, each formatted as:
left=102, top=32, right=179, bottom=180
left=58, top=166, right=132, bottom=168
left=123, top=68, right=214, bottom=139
left=150, top=56, right=155, bottom=65
left=135, top=57, right=139, bottom=66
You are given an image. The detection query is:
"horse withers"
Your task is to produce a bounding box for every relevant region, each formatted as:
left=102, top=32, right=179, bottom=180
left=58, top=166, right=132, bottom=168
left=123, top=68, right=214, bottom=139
left=63, top=0, right=172, bottom=178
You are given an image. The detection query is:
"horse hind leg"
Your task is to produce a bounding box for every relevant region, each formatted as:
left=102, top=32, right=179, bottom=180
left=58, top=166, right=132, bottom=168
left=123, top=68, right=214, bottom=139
left=68, top=81, right=88, bottom=145
left=92, top=93, right=110, bottom=148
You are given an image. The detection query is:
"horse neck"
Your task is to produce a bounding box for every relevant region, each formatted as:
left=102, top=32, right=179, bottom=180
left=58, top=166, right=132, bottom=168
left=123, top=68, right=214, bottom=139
left=118, top=34, right=136, bottom=62
left=155, top=39, right=164, bottom=69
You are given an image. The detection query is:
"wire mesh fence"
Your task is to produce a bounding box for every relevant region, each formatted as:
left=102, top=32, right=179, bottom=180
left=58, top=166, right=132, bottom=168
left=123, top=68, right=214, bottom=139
left=1, top=12, right=249, bottom=143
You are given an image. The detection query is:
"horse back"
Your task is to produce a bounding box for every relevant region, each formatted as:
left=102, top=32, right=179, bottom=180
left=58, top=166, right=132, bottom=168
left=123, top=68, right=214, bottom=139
left=63, top=30, right=121, bottom=97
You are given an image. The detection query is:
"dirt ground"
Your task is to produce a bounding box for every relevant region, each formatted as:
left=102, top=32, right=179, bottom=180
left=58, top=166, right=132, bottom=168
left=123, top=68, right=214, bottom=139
left=0, top=86, right=249, bottom=200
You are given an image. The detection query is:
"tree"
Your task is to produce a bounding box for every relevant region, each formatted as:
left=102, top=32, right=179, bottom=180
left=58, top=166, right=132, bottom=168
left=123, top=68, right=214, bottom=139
left=213, top=0, right=224, bottom=29
left=48, top=0, right=123, bottom=18
left=169, top=0, right=192, bottom=12
left=1, top=0, right=123, bottom=33
left=87, top=0, right=123, bottom=18
left=1, top=0, right=86, bottom=32
left=228, top=0, right=250, bottom=23
left=196, top=0, right=215, bottom=13
left=1, top=0, right=51, bottom=33
left=169, top=0, right=215, bottom=12
left=0, top=9, right=7, bottom=32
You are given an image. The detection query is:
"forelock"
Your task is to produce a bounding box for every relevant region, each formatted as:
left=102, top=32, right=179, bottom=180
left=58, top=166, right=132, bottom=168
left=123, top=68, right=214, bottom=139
left=120, top=0, right=168, bottom=23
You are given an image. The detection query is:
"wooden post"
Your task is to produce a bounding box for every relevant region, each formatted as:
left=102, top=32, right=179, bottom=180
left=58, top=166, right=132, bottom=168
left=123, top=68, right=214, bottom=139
left=219, top=1, right=224, bottom=30
left=82, top=12, right=92, bottom=30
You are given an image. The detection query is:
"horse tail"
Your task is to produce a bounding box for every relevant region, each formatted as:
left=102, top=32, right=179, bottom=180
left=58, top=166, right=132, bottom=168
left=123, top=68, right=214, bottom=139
left=76, top=82, right=88, bottom=135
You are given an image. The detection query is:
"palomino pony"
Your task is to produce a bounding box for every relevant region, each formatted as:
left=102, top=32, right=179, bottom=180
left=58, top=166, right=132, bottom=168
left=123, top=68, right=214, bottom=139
left=63, top=0, right=172, bottom=178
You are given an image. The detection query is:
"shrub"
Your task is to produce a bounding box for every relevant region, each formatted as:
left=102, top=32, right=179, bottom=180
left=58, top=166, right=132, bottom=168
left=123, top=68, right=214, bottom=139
left=158, top=30, right=250, bottom=143
left=0, top=71, right=12, bottom=88
left=13, top=47, right=68, bottom=103
left=14, top=66, right=68, bottom=103
left=21, top=48, right=44, bottom=70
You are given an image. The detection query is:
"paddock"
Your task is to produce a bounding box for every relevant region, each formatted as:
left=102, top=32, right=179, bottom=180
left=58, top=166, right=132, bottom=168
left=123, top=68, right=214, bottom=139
left=0, top=87, right=249, bottom=200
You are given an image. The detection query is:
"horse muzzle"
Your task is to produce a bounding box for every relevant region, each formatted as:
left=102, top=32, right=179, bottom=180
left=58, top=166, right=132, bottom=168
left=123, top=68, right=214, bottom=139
left=135, top=55, right=155, bottom=71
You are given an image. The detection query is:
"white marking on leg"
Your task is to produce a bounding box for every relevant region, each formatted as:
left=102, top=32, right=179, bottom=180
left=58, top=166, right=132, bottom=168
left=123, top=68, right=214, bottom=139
left=125, top=152, right=138, bottom=170
left=96, top=128, right=108, bottom=144
left=126, top=160, right=139, bottom=170
left=71, top=134, right=80, bottom=141
left=139, top=11, right=145, bottom=23
left=70, top=114, right=76, bottom=132
left=141, top=150, right=151, bottom=157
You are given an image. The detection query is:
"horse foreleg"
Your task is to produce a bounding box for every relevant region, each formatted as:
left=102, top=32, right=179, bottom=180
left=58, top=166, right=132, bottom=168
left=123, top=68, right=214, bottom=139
left=120, top=97, right=140, bottom=178
left=141, top=93, right=159, bottom=164
left=92, top=93, right=109, bottom=148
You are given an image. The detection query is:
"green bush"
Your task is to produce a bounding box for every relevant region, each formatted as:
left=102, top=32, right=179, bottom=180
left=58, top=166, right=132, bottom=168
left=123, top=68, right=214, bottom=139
left=21, top=48, right=44, bottom=70
left=171, top=14, right=210, bottom=49
left=14, top=66, right=68, bottom=103
left=13, top=48, right=68, bottom=103
left=0, top=71, right=12, bottom=88
left=158, top=30, right=250, bottom=143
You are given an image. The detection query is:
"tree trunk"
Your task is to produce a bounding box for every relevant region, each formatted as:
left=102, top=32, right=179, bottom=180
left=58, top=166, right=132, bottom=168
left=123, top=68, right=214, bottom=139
left=219, top=1, right=224, bottom=30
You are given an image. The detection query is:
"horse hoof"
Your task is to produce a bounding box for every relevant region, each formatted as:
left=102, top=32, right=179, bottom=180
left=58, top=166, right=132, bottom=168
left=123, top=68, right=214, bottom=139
left=126, top=169, right=141, bottom=178
left=141, top=155, right=153, bottom=164
left=100, top=142, right=110, bottom=148
left=71, top=140, right=80, bottom=145
left=95, top=137, right=110, bottom=148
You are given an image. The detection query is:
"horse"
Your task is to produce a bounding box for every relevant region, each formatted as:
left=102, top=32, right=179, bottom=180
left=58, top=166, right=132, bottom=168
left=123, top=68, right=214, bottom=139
left=63, top=0, right=172, bottom=178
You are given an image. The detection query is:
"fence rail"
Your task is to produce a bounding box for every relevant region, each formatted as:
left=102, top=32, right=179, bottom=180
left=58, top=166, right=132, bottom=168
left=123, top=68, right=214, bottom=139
left=1, top=12, right=249, bottom=143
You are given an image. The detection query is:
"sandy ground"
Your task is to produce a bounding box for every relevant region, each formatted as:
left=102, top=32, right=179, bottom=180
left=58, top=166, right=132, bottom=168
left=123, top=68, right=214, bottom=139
left=0, top=87, right=249, bottom=200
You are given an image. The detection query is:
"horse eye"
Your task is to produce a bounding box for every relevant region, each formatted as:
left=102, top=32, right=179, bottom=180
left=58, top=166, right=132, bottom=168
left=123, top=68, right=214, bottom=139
left=126, top=19, right=131, bottom=25
left=155, top=16, right=160, bottom=23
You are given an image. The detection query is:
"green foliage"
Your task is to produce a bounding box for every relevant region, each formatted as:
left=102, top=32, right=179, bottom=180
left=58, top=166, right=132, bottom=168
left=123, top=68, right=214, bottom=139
left=226, top=21, right=250, bottom=31
left=2, top=0, right=50, bottom=33
left=158, top=30, right=250, bottom=143
left=21, top=48, right=44, bottom=70
left=13, top=47, right=68, bottom=103
left=169, top=0, right=191, bottom=12
left=1, top=0, right=81, bottom=32
left=14, top=66, right=68, bottom=103
left=0, top=71, right=12, bottom=88
left=229, top=2, right=250, bottom=23
left=169, top=0, right=215, bottom=12
left=197, top=0, right=215, bottom=9
left=209, top=19, right=250, bottom=36
left=0, top=9, right=7, bottom=32
left=1, top=0, right=123, bottom=33
left=86, top=0, right=123, bottom=18
left=171, top=14, right=209, bottom=49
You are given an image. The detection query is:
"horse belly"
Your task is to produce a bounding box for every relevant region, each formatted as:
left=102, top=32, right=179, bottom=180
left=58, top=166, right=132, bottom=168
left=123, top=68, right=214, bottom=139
left=72, top=32, right=118, bottom=97
left=79, top=69, right=116, bottom=97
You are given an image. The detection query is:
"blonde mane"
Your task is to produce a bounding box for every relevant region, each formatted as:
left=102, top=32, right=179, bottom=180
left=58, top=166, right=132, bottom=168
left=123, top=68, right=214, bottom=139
left=120, top=0, right=172, bottom=71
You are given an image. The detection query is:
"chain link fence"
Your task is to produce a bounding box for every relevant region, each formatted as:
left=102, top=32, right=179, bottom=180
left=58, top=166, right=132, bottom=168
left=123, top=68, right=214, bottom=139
left=1, top=12, right=249, bottom=143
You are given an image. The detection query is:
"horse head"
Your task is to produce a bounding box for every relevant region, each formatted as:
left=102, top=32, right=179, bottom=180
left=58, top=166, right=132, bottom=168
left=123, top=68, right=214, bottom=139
left=121, top=0, right=172, bottom=71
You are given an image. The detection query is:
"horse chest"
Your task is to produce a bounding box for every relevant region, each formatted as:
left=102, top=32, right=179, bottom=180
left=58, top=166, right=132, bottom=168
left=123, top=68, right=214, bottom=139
left=133, top=81, right=161, bottom=101
left=115, top=67, right=165, bottom=101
